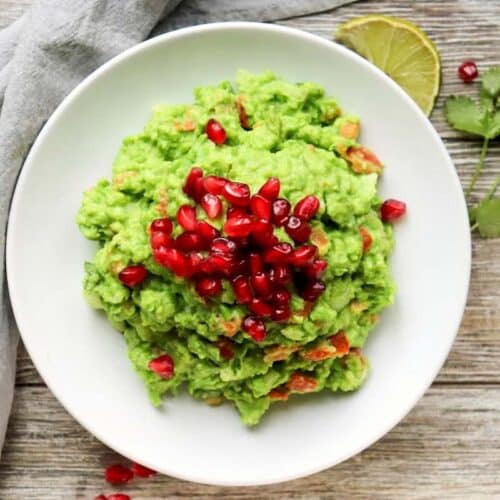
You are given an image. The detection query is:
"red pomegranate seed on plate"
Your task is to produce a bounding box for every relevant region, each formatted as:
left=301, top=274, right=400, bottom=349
left=304, top=259, right=328, bottom=280
left=223, top=181, right=251, bottom=207
left=242, top=316, right=267, bottom=341
left=268, top=263, right=291, bottom=286
left=104, top=464, right=134, bottom=485
left=271, top=198, right=291, bottom=226
left=290, top=245, right=318, bottom=267
left=175, top=232, right=207, bottom=252
left=118, top=265, right=148, bottom=287
left=249, top=252, right=263, bottom=274
left=161, top=248, right=193, bottom=277
left=262, top=242, right=293, bottom=264
left=201, top=193, right=222, bottom=219
left=272, top=307, right=291, bottom=322
left=300, top=280, right=326, bottom=301
left=95, top=495, right=107, bottom=500
left=251, top=271, right=272, bottom=299
left=150, top=217, right=173, bottom=234
left=148, top=354, right=175, bottom=379
left=223, top=214, right=253, bottom=237
left=188, top=252, right=203, bottom=273
left=293, top=195, right=320, bottom=221
left=284, top=215, right=312, bottom=243
left=458, top=60, right=479, bottom=83
left=183, top=166, right=203, bottom=198
left=258, top=177, right=280, bottom=200
left=211, top=237, right=238, bottom=256
left=216, top=337, right=235, bottom=360
left=232, top=275, right=253, bottom=304
left=131, top=462, right=157, bottom=478
left=196, top=277, right=223, bottom=298
left=204, top=253, right=234, bottom=276
left=203, top=175, right=228, bottom=195
left=205, top=118, right=227, bottom=145
left=177, top=204, right=198, bottom=231
left=196, top=220, right=220, bottom=242
left=107, top=495, right=131, bottom=500
left=250, top=194, right=272, bottom=220
left=231, top=257, right=249, bottom=277
left=150, top=230, right=173, bottom=249
left=251, top=218, right=274, bottom=246
left=271, top=288, right=291, bottom=307
left=227, top=207, right=248, bottom=219
left=192, top=176, right=206, bottom=202
left=380, top=199, right=406, bottom=222
left=249, top=298, right=273, bottom=317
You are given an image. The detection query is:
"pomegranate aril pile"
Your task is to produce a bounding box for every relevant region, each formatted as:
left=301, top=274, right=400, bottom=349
left=150, top=167, right=330, bottom=342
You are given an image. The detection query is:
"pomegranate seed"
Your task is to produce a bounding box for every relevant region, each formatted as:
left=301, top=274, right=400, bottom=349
left=251, top=271, right=272, bottom=299
left=249, top=253, right=263, bottom=274
left=236, top=98, right=251, bottom=130
left=223, top=214, right=253, bottom=237
left=242, top=316, right=267, bottom=342
left=231, top=257, right=249, bottom=277
left=249, top=298, right=273, bottom=317
left=380, top=199, right=406, bottom=222
left=262, top=243, right=293, bottom=264
left=269, top=263, right=291, bottom=285
left=183, top=167, right=203, bottom=198
left=177, top=205, right=197, bottom=231
left=203, top=175, right=228, bottom=195
left=216, top=336, right=235, bottom=360
left=95, top=496, right=107, bottom=500
left=196, top=277, right=222, bottom=298
left=160, top=248, right=193, bottom=277
left=150, top=230, right=173, bottom=249
left=251, top=218, right=274, bottom=246
left=196, top=220, right=220, bottom=242
left=227, top=207, right=249, bottom=219
left=359, top=226, right=373, bottom=252
left=223, top=181, right=251, bottom=207
left=250, top=194, right=272, bottom=220
left=458, top=60, right=479, bottom=83
left=148, top=354, right=175, bottom=379
left=192, top=176, right=206, bottom=202
left=118, top=265, right=148, bottom=287
left=107, top=495, right=131, bottom=500
left=300, top=280, right=326, bottom=301
left=258, top=178, right=280, bottom=200
left=188, top=252, right=203, bottom=272
left=284, top=215, right=312, bottom=243
left=131, top=462, right=157, bottom=478
left=211, top=237, right=238, bottom=256
left=304, top=259, right=328, bottom=280
left=199, top=257, right=216, bottom=276
left=271, top=288, right=291, bottom=307
left=150, top=217, right=173, bottom=234
left=104, top=464, right=133, bottom=485
left=232, top=275, right=253, bottom=304
left=205, top=118, right=227, bottom=145
left=290, top=245, right=317, bottom=267
left=272, top=307, right=291, bottom=322
left=293, top=195, right=320, bottom=221
left=201, top=193, right=222, bottom=219
left=201, top=254, right=234, bottom=277
left=271, top=198, right=291, bottom=226
left=175, top=232, right=207, bottom=252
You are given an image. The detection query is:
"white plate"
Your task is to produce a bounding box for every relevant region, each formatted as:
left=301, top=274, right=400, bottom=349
left=6, top=22, right=470, bottom=486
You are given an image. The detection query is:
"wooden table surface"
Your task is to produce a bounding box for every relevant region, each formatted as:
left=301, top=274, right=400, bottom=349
left=1, top=0, right=499, bottom=498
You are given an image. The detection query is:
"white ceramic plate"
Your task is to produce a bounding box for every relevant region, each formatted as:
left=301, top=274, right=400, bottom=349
left=6, top=23, right=470, bottom=486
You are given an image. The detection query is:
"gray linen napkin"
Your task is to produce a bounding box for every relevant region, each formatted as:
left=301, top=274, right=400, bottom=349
left=0, top=0, right=356, bottom=454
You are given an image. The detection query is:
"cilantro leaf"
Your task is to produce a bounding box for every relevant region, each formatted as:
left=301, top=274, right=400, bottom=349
left=481, top=67, right=500, bottom=98
left=475, top=197, right=500, bottom=238
left=444, top=96, right=489, bottom=136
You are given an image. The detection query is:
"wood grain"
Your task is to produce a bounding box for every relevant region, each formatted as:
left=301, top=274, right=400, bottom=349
left=2, top=0, right=500, bottom=498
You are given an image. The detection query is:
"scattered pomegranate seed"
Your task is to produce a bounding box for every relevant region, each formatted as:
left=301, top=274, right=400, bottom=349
left=236, top=97, right=251, bottom=130
left=284, top=215, right=312, bottom=243
left=272, top=307, right=291, bottom=322
left=148, top=354, right=175, bottom=379
left=183, top=167, right=203, bottom=198
left=211, top=237, right=238, bottom=256
left=300, top=280, right=326, bottom=301
left=250, top=194, right=272, bottom=220
left=268, top=264, right=291, bottom=286
left=160, top=248, right=193, bottom=277
left=262, top=243, right=293, bottom=264
left=150, top=217, right=173, bottom=234
left=227, top=207, right=248, bottom=219
left=290, top=245, right=317, bottom=267
left=175, top=232, right=207, bottom=252
left=248, top=298, right=273, bottom=317
left=271, top=198, right=291, bottom=226
left=232, top=275, right=253, bottom=304
left=150, top=230, right=173, bottom=249
left=205, top=118, right=227, bottom=145
left=249, top=253, right=263, bottom=274
left=359, top=226, right=373, bottom=252
left=223, top=214, right=253, bottom=237
left=188, top=252, right=203, bottom=272
left=201, top=193, right=223, bottom=219
left=196, top=277, right=223, bottom=298
left=304, top=259, right=328, bottom=280
left=271, top=288, right=291, bottom=307
left=216, top=337, right=235, bottom=360
left=232, top=256, right=249, bottom=276
left=293, top=195, right=320, bottom=221
left=131, top=462, right=157, bottom=478
left=223, top=181, right=251, bottom=206
left=176, top=205, right=198, bottom=231
left=458, top=60, right=479, bottom=83
left=251, top=271, right=272, bottom=299
left=104, top=464, right=134, bottom=485
left=202, top=175, right=227, bottom=195
left=258, top=178, right=280, bottom=200
left=203, top=254, right=234, bottom=277
left=251, top=218, right=274, bottom=246
left=380, top=199, right=406, bottom=222
left=192, top=176, right=206, bottom=202
left=118, top=265, right=148, bottom=287
left=242, top=316, right=267, bottom=341
left=107, top=495, right=131, bottom=500
left=196, top=220, right=220, bottom=242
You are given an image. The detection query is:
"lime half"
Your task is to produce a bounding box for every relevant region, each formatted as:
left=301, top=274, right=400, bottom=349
left=336, top=15, right=441, bottom=116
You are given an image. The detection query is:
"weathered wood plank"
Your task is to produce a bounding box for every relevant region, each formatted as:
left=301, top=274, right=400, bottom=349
left=1, top=385, right=500, bottom=499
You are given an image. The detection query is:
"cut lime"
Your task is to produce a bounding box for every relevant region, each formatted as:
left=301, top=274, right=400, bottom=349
left=336, top=15, right=441, bottom=116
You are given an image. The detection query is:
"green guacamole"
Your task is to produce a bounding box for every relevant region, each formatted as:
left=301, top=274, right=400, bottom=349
left=77, top=71, right=395, bottom=425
